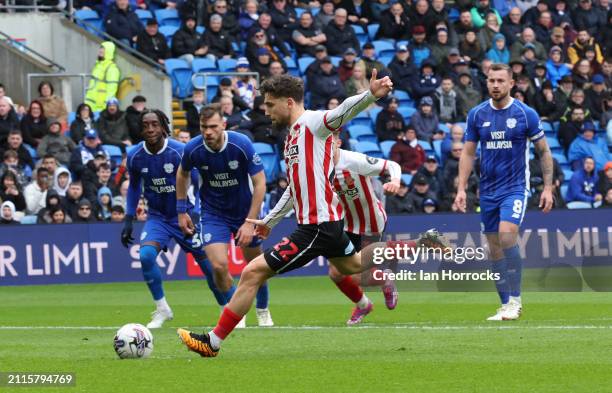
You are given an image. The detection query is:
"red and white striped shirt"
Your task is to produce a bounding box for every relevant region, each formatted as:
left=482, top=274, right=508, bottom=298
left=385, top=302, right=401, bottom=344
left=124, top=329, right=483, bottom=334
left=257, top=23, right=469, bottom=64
left=263, top=90, right=377, bottom=228
left=333, top=150, right=401, bottom=235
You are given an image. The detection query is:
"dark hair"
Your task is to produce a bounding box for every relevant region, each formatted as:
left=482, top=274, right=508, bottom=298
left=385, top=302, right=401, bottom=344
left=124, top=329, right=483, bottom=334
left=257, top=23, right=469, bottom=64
left=260, top=75, right=304, bottom=102
left=97, top=163, right=111, bottom=171
left=37, top=167, right=49, bottom=174
left=70, top=180, right=83, bottom=187
left=111, top=205, right=125, bottom=213
left=37, top=80, right=54, bottom=96
left=132, top=95, right=146, bottom=103
left=42, top=154, right=56, bottom=161
left=49, top=205, right=66, bottom=219
left=3, top=150, right=18, bottom=160
left=571, top=105, right=585, bottom=113
left=8, top=129, right=22, bottom=137
left=27, top=100, right=46, bottom=119
left=139, top=109, right=171, bottom=137
left=1, top=171, right=18, bottom=187
left=441, top=75, right=454, bottom=82
left=200, top=103, right=225, bottom=122
left=489, top=63, right=512, bottom=77
left=76, top=103, right=93, bottom=119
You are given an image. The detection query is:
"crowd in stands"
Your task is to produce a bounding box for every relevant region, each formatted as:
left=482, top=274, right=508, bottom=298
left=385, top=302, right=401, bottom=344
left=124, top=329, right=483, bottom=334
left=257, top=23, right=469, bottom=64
left=1, top=0, right=612, bottom=225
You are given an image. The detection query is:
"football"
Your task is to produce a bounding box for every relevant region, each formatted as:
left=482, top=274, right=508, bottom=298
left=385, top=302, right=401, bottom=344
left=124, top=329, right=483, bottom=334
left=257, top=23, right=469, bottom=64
left=113, top=323, right=154, bottom=359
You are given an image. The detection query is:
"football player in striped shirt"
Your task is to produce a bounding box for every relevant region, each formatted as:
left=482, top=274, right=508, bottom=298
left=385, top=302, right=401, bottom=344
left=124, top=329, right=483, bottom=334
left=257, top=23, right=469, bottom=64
left=177, top=72, right=448, bottom=357
left=330, top=132, right=402, bottom=325
left=454, top=64, right=554, bottom=321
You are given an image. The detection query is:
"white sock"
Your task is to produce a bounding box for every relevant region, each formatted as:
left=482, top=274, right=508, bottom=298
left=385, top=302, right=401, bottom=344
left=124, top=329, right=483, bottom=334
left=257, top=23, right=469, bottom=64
left=510, top=296, right=522, bottom=304
left=155, top=297, right=170, bottom=311
left=356, top=294, right=370, bottom=309
left=208, top=331, right=222, bottom=350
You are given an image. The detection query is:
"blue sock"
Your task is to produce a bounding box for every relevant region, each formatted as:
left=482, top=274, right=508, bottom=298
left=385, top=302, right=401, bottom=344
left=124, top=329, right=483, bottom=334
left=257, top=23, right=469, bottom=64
left=504, top=245, right=522, bottom=297
left=491, top=258, right=510, bottom=305
left=256, top=282, right=269, bottom=309
left=140, top=245, right=164, bottom=301
left=195, top=257, right=227, bottom=306
left=223, top=284, right=236, bottom=304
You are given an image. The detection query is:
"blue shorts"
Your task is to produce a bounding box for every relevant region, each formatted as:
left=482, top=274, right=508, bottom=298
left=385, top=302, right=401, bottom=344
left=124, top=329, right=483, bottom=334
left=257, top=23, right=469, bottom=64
left=141, top=217, right=205, bottom=258
left=480, top=192, right=528, bottom=233
left=200, top=212, right=263, bottom=248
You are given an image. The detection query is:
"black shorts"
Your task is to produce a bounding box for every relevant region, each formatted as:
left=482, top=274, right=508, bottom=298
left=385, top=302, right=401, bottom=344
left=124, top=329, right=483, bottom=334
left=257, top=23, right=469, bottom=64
left=345, top=232, right=383, bottom=252
left=264, top=221, right=356, bottom=274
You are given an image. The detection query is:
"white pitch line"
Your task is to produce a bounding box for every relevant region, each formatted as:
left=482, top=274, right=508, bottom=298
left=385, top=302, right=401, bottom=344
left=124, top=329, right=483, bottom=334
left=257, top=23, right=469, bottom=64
left=1, top=325, right=612, bottom=331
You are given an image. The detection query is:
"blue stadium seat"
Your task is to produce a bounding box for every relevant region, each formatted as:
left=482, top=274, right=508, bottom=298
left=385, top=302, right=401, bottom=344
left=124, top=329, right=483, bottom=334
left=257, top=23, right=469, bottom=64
left=159, top=25, right=179, bottom=46
left=380, top=140, right=395, bottom=158
left=432, top=139, right=443, bottom=161
left=206, top=86, right=218, bottom=102
left=567, top=201, right=593, bottom=209
left=369, top=106, right=383, bottom=122
left=552, top=153, right=569, bottom=169
left=284, top=58, right=299, bottom=77
left=546, top=137, right=562, bottom=153
left=218, top=58, right=237, bottom=72
left=542, top=121, right=554, bottom=134
left=196, top=26, right=206, bottom=35
left=560, top=184, right=568, bottom=200
left=401, top=174, right=413, bottom=185
left=295, top=7, right=306, bottom=18
left=165, top=58, right=193, bottom=98
left=75, top=9, right=103, bottom=34
left=448, top=7, right=460, bottom=22
left=562, top=168, right=573, bottom=182
left=438, top=123, right=450, bottom=134
left=155, top=9, right=180, bottom=27
left=93, top=111, right=101, bottom=121
left=398, top=106, right=416, bottom=119
left=102, top=144, right=123, bottom=166
left=454, top=122, right=467, bottom=130
left=418, top=140, right=432, bottom=152
left=379, top=56, right=394, bottom=67
left=347, top=124, right=374, bottom=139
left=351, top=25, right=365, bottom=35
left=298, top=57, right=315, bottom=74
left=279, top=159, right=287, bottom=175
left=192, top=58, right=216, bottom=73
left=351, top=25, right=368, bottom=46
left=20, top=215, right=37, bottom=225
left=356, top=141, right=383, bottom=158
left=135, top=9, right=153, bottom=25
left=372, top=40, right=396, bottom=57
left=23, top=144, right=37, bottom=160
left=367, top=24, right=380, bottom=40
left=349, top=110, right=372, bottom=127
left=330, top=56, right=341, bottom=67
left=253, top=143, right=279, bottom=183
left=68, top=111, right=76, bottom=126
left=394, top=90, right=410, bottom=101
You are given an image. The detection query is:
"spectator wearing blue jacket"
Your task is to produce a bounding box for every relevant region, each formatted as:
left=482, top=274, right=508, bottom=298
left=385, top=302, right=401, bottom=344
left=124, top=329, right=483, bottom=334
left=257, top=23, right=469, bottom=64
left=308, top=57, right=347, bottom=109
left=493, top=0, right=518, bottom=17
left=567, top=156, right=602, bottom=203
left=69, top=130, right=109, bottom=181
left=409, top=25, right=431, bottom=68
left=104, top=0, right=143, bottom=45
left=410, top=61, right=440, bottom=102
left=568, top=122, right=611, bottom=171
left=545, top=46, right=571, bottom=88
left=486, top=33, right=510, bottom=64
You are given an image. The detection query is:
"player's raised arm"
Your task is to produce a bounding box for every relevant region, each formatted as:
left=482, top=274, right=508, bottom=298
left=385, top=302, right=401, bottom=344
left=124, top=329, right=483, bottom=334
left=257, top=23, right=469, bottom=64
left=533, top=137, right=554, bottom=212
left=321, top=68, right=393, bottom=136
left=455, top=141, right=477, bottom=213
left=176, top=163, right=195, bottom=236
left=338, top=149, right=402, bottom=194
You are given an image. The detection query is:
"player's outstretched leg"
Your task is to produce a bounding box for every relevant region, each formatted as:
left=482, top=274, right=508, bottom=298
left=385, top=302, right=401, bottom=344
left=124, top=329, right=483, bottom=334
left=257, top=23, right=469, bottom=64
left=194, top=256, right=228, bottom=306
left=178, top=255, right=274, bottom=357
left=140, top=245, right=173, bottom=329
left=328, top=265, right=373, bottom=325
left=255, top=282, right=274, bottom=326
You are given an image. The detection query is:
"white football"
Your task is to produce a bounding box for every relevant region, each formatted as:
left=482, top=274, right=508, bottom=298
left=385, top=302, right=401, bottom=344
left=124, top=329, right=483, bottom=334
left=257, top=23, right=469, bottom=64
left=113, top=323, right=154, bottom=359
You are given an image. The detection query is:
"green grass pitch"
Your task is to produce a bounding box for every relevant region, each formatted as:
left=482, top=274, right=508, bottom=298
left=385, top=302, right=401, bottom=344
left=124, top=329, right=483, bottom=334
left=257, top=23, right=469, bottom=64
left=1, top=277, right=612, bottom=392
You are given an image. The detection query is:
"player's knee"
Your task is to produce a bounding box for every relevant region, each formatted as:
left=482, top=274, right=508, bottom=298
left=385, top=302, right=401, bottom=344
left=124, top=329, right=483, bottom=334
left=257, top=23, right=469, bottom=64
left=139, top=245, right=158, bottom=269
left=328, top=265, right=344, bottom=282
left=241, top=260, right=270, bottom=287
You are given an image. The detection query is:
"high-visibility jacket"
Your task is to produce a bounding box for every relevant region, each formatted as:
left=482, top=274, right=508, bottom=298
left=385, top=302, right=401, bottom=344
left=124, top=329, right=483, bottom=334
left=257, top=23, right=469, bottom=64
left=85, top=41, right=120, bottom=112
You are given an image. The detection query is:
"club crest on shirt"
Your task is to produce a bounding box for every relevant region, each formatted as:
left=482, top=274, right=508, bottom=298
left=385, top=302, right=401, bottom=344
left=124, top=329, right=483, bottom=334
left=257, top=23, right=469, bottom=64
left=366, top=157, right=379, bottom=165
left=228, top=160, right=239, bottom=170
left=163, top=163, right=174, bottom=174
left=506, top=118, right=517, bottom=129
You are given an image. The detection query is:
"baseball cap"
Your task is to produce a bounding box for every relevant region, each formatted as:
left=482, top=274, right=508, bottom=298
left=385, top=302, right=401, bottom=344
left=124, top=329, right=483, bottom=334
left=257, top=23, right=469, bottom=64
left=414, top=174, right=428, bottom=185
left=236, top=57, right=250, bottom=68
left=315, top=44, right=327, bottom=52
left=78, top=199, right=92, bottom=208
left=397, top=44, right=408, bottom=52
left=146, top=19, right=158, bottom=26
left=549, top=45, right=562, bottom=54
left=423, top=198, right=436, bottom=207
left=448, top=48, right=460, bottom=56
left=560, top=75, right=573, bottom=84
left=535, top=61, right=546, bottom=69
left=592, top=74, right=605, bottom=84
left=582, top=121, right=596, bottom=132
left=220, top=77, right=232, bottom=86
left=412, top=25, right=426, bottom=35
left=256, top=47, right=270, bottom=56
left=362, top=42, right=374, bottom=50
left=344, top=47, right=357, bottom=56
left=420, top=96, right=433, bottom=106
left=106, top=97, right=119, bottom=106
left=320, top=56, right=332, bottom=63
left=94, top=150, right=107, bottom=158
left=85, top=129, right=98, bottom=139
left=425, top=154, right=437, bottom=162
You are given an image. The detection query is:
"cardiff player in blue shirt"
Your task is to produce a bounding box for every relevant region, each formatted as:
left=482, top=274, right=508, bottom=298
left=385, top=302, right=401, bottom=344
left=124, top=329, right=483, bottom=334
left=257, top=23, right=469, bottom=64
left=455, top=64, right=554, bottom=321
left=175, top=104, right=273, bottom=327
left=120, top=109, right=227, bottom=328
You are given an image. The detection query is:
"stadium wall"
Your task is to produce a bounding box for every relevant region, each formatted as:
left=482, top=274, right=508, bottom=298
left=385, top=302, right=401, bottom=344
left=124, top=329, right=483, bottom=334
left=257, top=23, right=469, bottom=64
left=0, top=209, right=610, bottom=286
left=0, top=13, right=172, bottom=117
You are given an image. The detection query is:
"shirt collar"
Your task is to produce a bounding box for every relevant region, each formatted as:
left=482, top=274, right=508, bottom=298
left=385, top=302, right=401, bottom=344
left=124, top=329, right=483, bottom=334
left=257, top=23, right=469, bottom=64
left=143, top=138, right=168, bottom=155
left=488, top=97, right=514, bottom=110
left=203, top=131, right=228, bottom=153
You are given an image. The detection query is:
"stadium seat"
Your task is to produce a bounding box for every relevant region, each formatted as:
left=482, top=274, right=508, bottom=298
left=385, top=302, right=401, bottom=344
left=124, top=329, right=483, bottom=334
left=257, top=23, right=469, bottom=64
left=552, top=153, right=568, bottom=165
left=355, top=141, right=383, bottom=158
left=218, top=58, right=237, bottom=72
left=68, top=111, right=76, bottom=126
left=401, top=174, right=412, bottom=185
left=398, top=106, right=416, bottom=120
left=20, top=215, right=37, bottom=225
left=159, top=25, right=179, bottom=46
left=542, top=121, right=554, bottom=134
left=279, top=159, right=287, bottom=175
left=380, top=140, right=395, bottom=158
left=432, top=139, right=443, bottom=161
left=74, top=9, right=103, bottom=34
left=295, top=7, right=306, bottom=18
left=372, top=40, right=396, bottom=57
left=368, top=106, right=383, bottom=122
left=351, top=25, right=368, bottom=46
left=330, top=56, right=341, bottom=67
left=448, top=7, right=460, bottom=22
left=454, top=122, right=467, bottom=130
left=192, top=58, right=216, bottom=73
left=560, top=184, right=568, bottom=200
left=23, top=144, right=37, bottom=160
left=418, top=140, right=432, bottom=152
left=348, top=124, right=375, bottom=140
left=196, top=26, right=206, bottom=35
left=102, top=144, right=123, bottom=166
left=298, top=57, right=315, bottom=75
left=135, top=9, right=153, bottom=25
left=367, top=24, right=379, bottom=40
left=438, top=123, right=450, bottom=134
left=165, top=58, right=193, bottom=98
left=253, top=143, right=279, bottom=183
left=349, top=110, right=372, bottom=127
left=155, top=9, right=180, bottom=27
left=284, top=58, right=299, bottom=77
left=379, top=56, right=394, bottom=67
left=562, top=168, right=573, bottom=182
left=546, top=137, right=562, bottom=153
